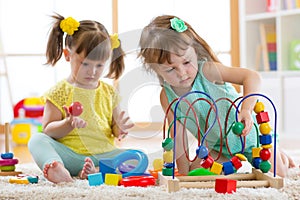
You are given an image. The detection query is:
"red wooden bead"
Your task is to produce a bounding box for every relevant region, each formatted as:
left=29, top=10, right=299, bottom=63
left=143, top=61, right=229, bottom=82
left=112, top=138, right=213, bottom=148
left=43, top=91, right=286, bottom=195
left=260, top=148, right=271, bottom=161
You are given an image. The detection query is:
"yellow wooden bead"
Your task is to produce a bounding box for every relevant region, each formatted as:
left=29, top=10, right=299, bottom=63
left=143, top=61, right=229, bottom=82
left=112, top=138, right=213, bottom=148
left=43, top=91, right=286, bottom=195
left=259, top=123, right=271, bottom=134
left=261, top=144, right=272, bottom=149
left=254, top=101, right=265, bottom=114
left=235, top=153, right=248, bottom=161
left=153, top=158, right=164, bottom=171
left=163, top=150, right=173, bottom=163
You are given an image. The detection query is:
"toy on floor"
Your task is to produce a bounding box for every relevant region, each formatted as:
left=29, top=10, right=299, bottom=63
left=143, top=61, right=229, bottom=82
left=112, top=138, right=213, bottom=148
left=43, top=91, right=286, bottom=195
left=0, top=122, right=22, bottom=176
left=11, top=97, right=44, bottom=144
left=88, top=150, right=153, bottom=187
left=99, top=149, right=149, bottom=180
left=9, top=174, right=39, bottom=184
left=158, top=91, right=283, bottom=192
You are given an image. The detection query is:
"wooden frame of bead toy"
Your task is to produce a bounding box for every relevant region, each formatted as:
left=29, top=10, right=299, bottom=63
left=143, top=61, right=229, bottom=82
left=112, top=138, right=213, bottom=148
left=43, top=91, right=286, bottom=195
left=158, top=91, right=283, bottom=193
left=0, top=122, right=22, bottom=176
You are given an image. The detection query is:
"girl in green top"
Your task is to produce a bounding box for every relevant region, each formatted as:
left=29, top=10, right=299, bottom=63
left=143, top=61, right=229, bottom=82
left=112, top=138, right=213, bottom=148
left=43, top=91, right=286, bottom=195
left=28, top=14, right=137, bottom=183
left=138, top=15, right=295, bottom=177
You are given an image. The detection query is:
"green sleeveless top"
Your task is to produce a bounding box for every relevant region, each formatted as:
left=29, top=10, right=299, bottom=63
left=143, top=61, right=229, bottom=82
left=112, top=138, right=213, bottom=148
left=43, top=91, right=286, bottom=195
left=163, top=59, right=258, bottom=160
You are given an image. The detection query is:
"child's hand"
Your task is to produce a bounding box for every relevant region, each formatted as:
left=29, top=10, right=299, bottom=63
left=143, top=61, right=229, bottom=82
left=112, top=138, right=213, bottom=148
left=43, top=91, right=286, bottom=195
left=113, top=111, right=134, bottom=141
left=63, top=106, right=87, bottom=129
left=238, top=109, right=253, bottom=136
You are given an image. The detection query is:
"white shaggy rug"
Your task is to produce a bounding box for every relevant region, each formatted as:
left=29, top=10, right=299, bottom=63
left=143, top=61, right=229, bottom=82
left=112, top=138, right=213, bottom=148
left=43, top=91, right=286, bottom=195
left=0, top=162, right=300, bottom=200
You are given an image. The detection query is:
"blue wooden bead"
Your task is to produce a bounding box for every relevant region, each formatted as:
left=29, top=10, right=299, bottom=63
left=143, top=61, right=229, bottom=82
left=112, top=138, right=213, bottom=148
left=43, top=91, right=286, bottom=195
left=259, top=135, right=272, bottom=145
left=196, top=145, right=208, bottom=159
left=163, top=162, right=174, bottom=168
left=252, top=157, right=262, bottom=169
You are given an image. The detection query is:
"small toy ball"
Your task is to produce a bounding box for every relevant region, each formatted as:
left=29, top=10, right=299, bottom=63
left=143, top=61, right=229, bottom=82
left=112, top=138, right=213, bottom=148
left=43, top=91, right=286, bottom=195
left=69, top=102, right=83, bottom=116
left=254, top=101, right=265, bottom=114
left=232, top=122, right=244, bottom=135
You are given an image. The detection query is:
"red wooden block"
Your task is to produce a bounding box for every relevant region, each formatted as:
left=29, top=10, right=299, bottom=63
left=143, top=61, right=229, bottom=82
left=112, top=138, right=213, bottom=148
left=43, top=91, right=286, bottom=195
left=200, top=155, right=214, bottom=169
left=215, top=178, right=237, bottom=194
left=256, top=112, right=270, bottom=124
left=230, top=156, right=242, bottom=170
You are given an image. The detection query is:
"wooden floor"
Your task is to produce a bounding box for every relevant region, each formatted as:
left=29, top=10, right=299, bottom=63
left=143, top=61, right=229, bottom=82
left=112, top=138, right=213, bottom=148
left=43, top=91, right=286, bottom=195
left=0, top=132, right=300, bottom=165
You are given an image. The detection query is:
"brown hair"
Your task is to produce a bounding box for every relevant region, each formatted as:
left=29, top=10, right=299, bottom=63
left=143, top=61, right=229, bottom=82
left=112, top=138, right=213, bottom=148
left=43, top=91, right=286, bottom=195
left=138, top=15, right=220, bottom=72
left=45, top=13, right=125, bottom=79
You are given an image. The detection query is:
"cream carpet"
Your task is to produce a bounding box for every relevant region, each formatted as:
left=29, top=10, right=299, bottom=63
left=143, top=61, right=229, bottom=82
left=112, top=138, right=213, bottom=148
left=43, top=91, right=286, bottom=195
left=0, top=162, right=299, bottom=200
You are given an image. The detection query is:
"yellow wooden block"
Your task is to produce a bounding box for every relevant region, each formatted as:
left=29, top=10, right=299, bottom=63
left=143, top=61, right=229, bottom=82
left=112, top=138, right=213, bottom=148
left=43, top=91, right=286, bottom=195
left=105, top=174, right=122, bottom=186
left=252, top=147, right=262, bottom=158
left=210, top=162, right=223, bottom=175
left=163, top=150, right=173, bottom=163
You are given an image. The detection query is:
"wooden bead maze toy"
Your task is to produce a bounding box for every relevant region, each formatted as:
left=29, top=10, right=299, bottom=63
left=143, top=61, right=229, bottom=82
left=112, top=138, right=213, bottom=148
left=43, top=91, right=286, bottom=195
left=158, top=91, right=283, bottom=192
left=0, top=122, right=22, bottom=176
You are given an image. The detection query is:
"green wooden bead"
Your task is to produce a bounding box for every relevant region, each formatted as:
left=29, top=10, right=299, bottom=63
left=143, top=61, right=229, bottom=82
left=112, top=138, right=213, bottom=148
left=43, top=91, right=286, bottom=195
left=162, top=138, right=174, bottom=151
left=162, top=167, right=173, bottom=176
left=232, top=122, right=244, bottom=135
left=188, top=168, right=216, bottom=176
left=259, top=160, right=271, bottom=173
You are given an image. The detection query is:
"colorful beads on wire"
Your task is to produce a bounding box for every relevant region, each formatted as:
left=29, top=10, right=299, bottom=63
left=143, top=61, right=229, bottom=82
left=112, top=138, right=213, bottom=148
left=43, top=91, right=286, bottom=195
left=252, top=101, right=272, bottom=173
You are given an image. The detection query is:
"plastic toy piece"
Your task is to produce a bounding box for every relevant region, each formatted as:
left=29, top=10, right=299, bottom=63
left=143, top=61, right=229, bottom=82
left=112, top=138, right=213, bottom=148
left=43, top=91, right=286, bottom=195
left=215, top=178, right=237, bottom=194
left=105, top=173, right=122, bottom=186
left=69, top=102, right=83, bottom=116
left=9, top=177, right=29, bottom=184
left=120, top=175, right=156, bottom=187
left=188, top=168, right=216, bottom=176
left=153, top=159, right=164, bottom=171
left=88, top=172, right=103, bottom=186
left=99, top=149, right=148, bottom=180
left=0, top=158, right=18, bottom=166
left=1, top=152, right=13, bottom=159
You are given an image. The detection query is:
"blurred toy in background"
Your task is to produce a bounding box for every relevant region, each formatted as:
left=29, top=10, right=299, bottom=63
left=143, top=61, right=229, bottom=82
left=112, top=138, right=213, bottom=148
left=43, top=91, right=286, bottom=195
left=11, top=97, right=44, bottom=144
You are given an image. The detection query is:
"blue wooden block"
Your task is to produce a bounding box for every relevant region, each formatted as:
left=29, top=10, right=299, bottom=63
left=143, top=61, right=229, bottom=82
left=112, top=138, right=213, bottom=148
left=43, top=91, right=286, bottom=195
left=259, top=134, right=272, bottom=145
left=88, top=172, right=103, bottom=186
left=222, top=161, right=235, bottom=175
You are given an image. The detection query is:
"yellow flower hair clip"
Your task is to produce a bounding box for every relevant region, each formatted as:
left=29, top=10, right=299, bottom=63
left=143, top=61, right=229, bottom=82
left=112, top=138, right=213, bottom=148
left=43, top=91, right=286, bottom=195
left=110, top=33, right=120, bottom=49
left=60, top=17, right=80, bottom=35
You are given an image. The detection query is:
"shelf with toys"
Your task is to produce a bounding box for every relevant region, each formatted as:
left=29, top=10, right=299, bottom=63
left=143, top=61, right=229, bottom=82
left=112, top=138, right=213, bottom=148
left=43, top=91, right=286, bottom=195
left=239, top=0, right=300, bottom=136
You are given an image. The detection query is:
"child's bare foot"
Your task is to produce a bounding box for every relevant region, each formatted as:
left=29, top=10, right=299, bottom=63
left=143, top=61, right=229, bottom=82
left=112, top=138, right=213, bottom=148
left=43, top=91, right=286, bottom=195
left=43, top=161, right=73, bottom=183
left=79, top=157, right=98, bottom=179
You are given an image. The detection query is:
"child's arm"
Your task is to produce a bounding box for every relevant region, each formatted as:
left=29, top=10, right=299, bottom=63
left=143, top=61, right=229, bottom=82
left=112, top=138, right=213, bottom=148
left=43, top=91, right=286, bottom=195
left=203, top=62, right=262, bottom=136
left=112, top=106, right=134, bottom=140
left=42, top=100, right=87, bottom=139
left=160, top=89, right=191, bottom=175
